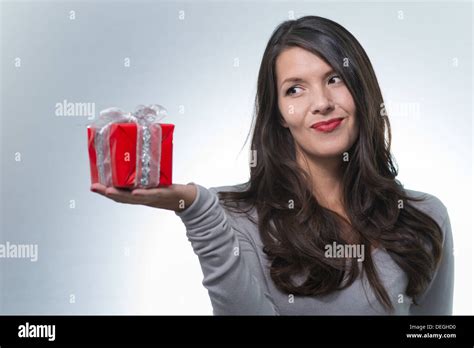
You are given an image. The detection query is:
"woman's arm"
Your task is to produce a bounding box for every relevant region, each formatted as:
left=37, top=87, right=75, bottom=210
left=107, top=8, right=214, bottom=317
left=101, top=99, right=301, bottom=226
left=175, top=183, right=279, bottom=315
left=91, top=181, right=278, bottom=315
left=409, top=213, right=454, bottom=315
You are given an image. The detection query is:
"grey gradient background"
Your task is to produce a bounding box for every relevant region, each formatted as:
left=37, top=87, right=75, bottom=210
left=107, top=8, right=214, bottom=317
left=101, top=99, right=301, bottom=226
left=0, top=0, right=472, bottom=314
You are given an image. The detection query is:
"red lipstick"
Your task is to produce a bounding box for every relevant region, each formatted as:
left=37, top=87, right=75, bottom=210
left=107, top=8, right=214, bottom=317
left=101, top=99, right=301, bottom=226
left=311, top=117, right=344, bottom=133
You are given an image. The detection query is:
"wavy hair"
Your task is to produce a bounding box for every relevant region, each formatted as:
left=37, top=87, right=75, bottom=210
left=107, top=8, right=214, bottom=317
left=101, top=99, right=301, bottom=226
left=217, top=15, right=443, bottom=311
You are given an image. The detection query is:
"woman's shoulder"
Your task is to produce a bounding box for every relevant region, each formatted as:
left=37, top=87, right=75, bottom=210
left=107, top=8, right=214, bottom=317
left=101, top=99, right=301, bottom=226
left=403, top=188, right=449, bottom=227
left=209, top=182, right=250, bottom=195
left=208, top=182, right=259, bottom=232
left=209, top=182, right=254, bottom=214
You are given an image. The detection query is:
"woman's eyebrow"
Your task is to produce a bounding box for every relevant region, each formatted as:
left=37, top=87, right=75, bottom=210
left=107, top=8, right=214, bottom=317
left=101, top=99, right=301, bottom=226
left=280, top=69, right=337, bottom=89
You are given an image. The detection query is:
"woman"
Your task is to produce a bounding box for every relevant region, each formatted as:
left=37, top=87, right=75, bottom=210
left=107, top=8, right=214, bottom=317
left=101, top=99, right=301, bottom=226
left=91, top=16, right=454, bottom=315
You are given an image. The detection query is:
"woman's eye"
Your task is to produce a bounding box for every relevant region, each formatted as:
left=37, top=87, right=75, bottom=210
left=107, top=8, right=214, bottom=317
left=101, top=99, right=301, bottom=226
left=328, top=75, right=343, bottom=84
left=286, top=86, right=302, bottom=96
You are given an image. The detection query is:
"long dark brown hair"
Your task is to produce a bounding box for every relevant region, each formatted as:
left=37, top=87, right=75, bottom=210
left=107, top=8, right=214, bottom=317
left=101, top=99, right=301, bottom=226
left=217, top=15, right=443, bottom=311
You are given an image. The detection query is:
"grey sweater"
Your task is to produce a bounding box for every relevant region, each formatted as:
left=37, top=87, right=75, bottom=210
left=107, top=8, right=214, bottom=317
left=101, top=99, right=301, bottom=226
left=175, top=183, right=454, bottom=315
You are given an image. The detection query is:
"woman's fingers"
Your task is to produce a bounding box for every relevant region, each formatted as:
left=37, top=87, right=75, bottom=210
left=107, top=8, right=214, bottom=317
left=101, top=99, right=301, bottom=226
left=105, top=186, right=131, bottom=196
left=131, top=188, right=160, bottom=196
left=91, top=184, right=137, bottom=204
left=89, top=183, right=194, bottom=211
left=91, top=184, right=166, bottom=205
left=91, top=183, right=107, bottom=195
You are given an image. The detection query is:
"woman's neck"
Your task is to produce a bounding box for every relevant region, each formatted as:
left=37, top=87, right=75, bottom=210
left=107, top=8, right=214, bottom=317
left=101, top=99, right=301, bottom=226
left=296, top=149, right=345, bottom=211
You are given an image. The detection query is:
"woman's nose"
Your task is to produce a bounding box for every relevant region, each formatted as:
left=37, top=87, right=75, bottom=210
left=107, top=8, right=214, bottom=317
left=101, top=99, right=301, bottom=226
left=310, top=89, right=334, bottom=114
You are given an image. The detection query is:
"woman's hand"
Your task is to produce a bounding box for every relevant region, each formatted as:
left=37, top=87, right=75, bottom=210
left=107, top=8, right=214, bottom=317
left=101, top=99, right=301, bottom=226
left=90, top=182, right=197, bottom=212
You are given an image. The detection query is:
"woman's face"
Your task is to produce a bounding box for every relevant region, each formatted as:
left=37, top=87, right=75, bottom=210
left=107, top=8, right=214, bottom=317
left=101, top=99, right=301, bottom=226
left=276, top=46, right=359, bottom=160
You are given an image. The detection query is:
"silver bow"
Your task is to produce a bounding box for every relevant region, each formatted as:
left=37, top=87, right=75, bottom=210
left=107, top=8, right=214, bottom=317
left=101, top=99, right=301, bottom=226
left=92, top=104, right=168, bottom=188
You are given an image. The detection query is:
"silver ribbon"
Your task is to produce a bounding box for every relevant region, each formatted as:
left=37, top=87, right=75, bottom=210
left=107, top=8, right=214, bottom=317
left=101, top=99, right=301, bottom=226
left=91, top=104, right=168, bottom=188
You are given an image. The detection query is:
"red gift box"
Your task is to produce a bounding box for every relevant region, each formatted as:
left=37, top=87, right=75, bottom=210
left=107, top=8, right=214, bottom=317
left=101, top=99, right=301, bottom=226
left=88, top=108, right=174, bottom=188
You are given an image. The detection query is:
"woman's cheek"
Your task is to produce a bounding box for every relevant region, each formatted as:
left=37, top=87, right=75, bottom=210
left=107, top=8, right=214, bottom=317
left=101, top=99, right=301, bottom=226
left=279, top=103, right=293, bottom=126
left=280, top=98, right=307, bottom=127
left=335, top=88, right=356, bottom=113
left=282, top=101, right=296, bottom=118
left=287, top=101, right=307, bottom=121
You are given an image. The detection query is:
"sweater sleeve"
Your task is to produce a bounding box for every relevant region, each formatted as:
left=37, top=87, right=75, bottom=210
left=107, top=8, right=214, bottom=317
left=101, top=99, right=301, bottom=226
left=410, top=212, right=454, bottom=315
left=174, top=183, right=279, bottom=315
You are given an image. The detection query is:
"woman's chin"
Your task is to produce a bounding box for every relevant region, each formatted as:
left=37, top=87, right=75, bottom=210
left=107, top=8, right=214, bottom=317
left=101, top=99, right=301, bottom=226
left=309, top=145, right=350, bottom=159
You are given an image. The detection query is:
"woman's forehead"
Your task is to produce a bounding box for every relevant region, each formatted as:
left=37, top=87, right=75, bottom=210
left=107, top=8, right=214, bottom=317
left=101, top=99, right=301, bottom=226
left=276, top=47, right=334, bottom=85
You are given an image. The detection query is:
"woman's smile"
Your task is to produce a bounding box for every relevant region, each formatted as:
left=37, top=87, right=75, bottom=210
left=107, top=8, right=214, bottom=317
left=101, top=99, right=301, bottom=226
left=311, top=117, right=345, bottom=133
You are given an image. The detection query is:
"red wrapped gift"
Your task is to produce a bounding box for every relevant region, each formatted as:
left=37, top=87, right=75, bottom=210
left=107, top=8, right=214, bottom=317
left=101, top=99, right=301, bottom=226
left=87, top=105, right=174, bottom=189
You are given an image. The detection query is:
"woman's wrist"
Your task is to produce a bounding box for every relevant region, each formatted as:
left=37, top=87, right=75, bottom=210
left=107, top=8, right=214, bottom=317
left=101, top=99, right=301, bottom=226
left=175, top=183, right=198, bottom=212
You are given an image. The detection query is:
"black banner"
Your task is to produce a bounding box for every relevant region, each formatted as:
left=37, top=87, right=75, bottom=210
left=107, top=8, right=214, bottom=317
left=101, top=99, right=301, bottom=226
left=0, top=315, right=472, bottom=346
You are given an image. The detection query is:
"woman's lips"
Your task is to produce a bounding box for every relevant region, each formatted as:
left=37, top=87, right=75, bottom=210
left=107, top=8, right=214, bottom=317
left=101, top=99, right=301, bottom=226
left=311, top=118, right=344, bottom=133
